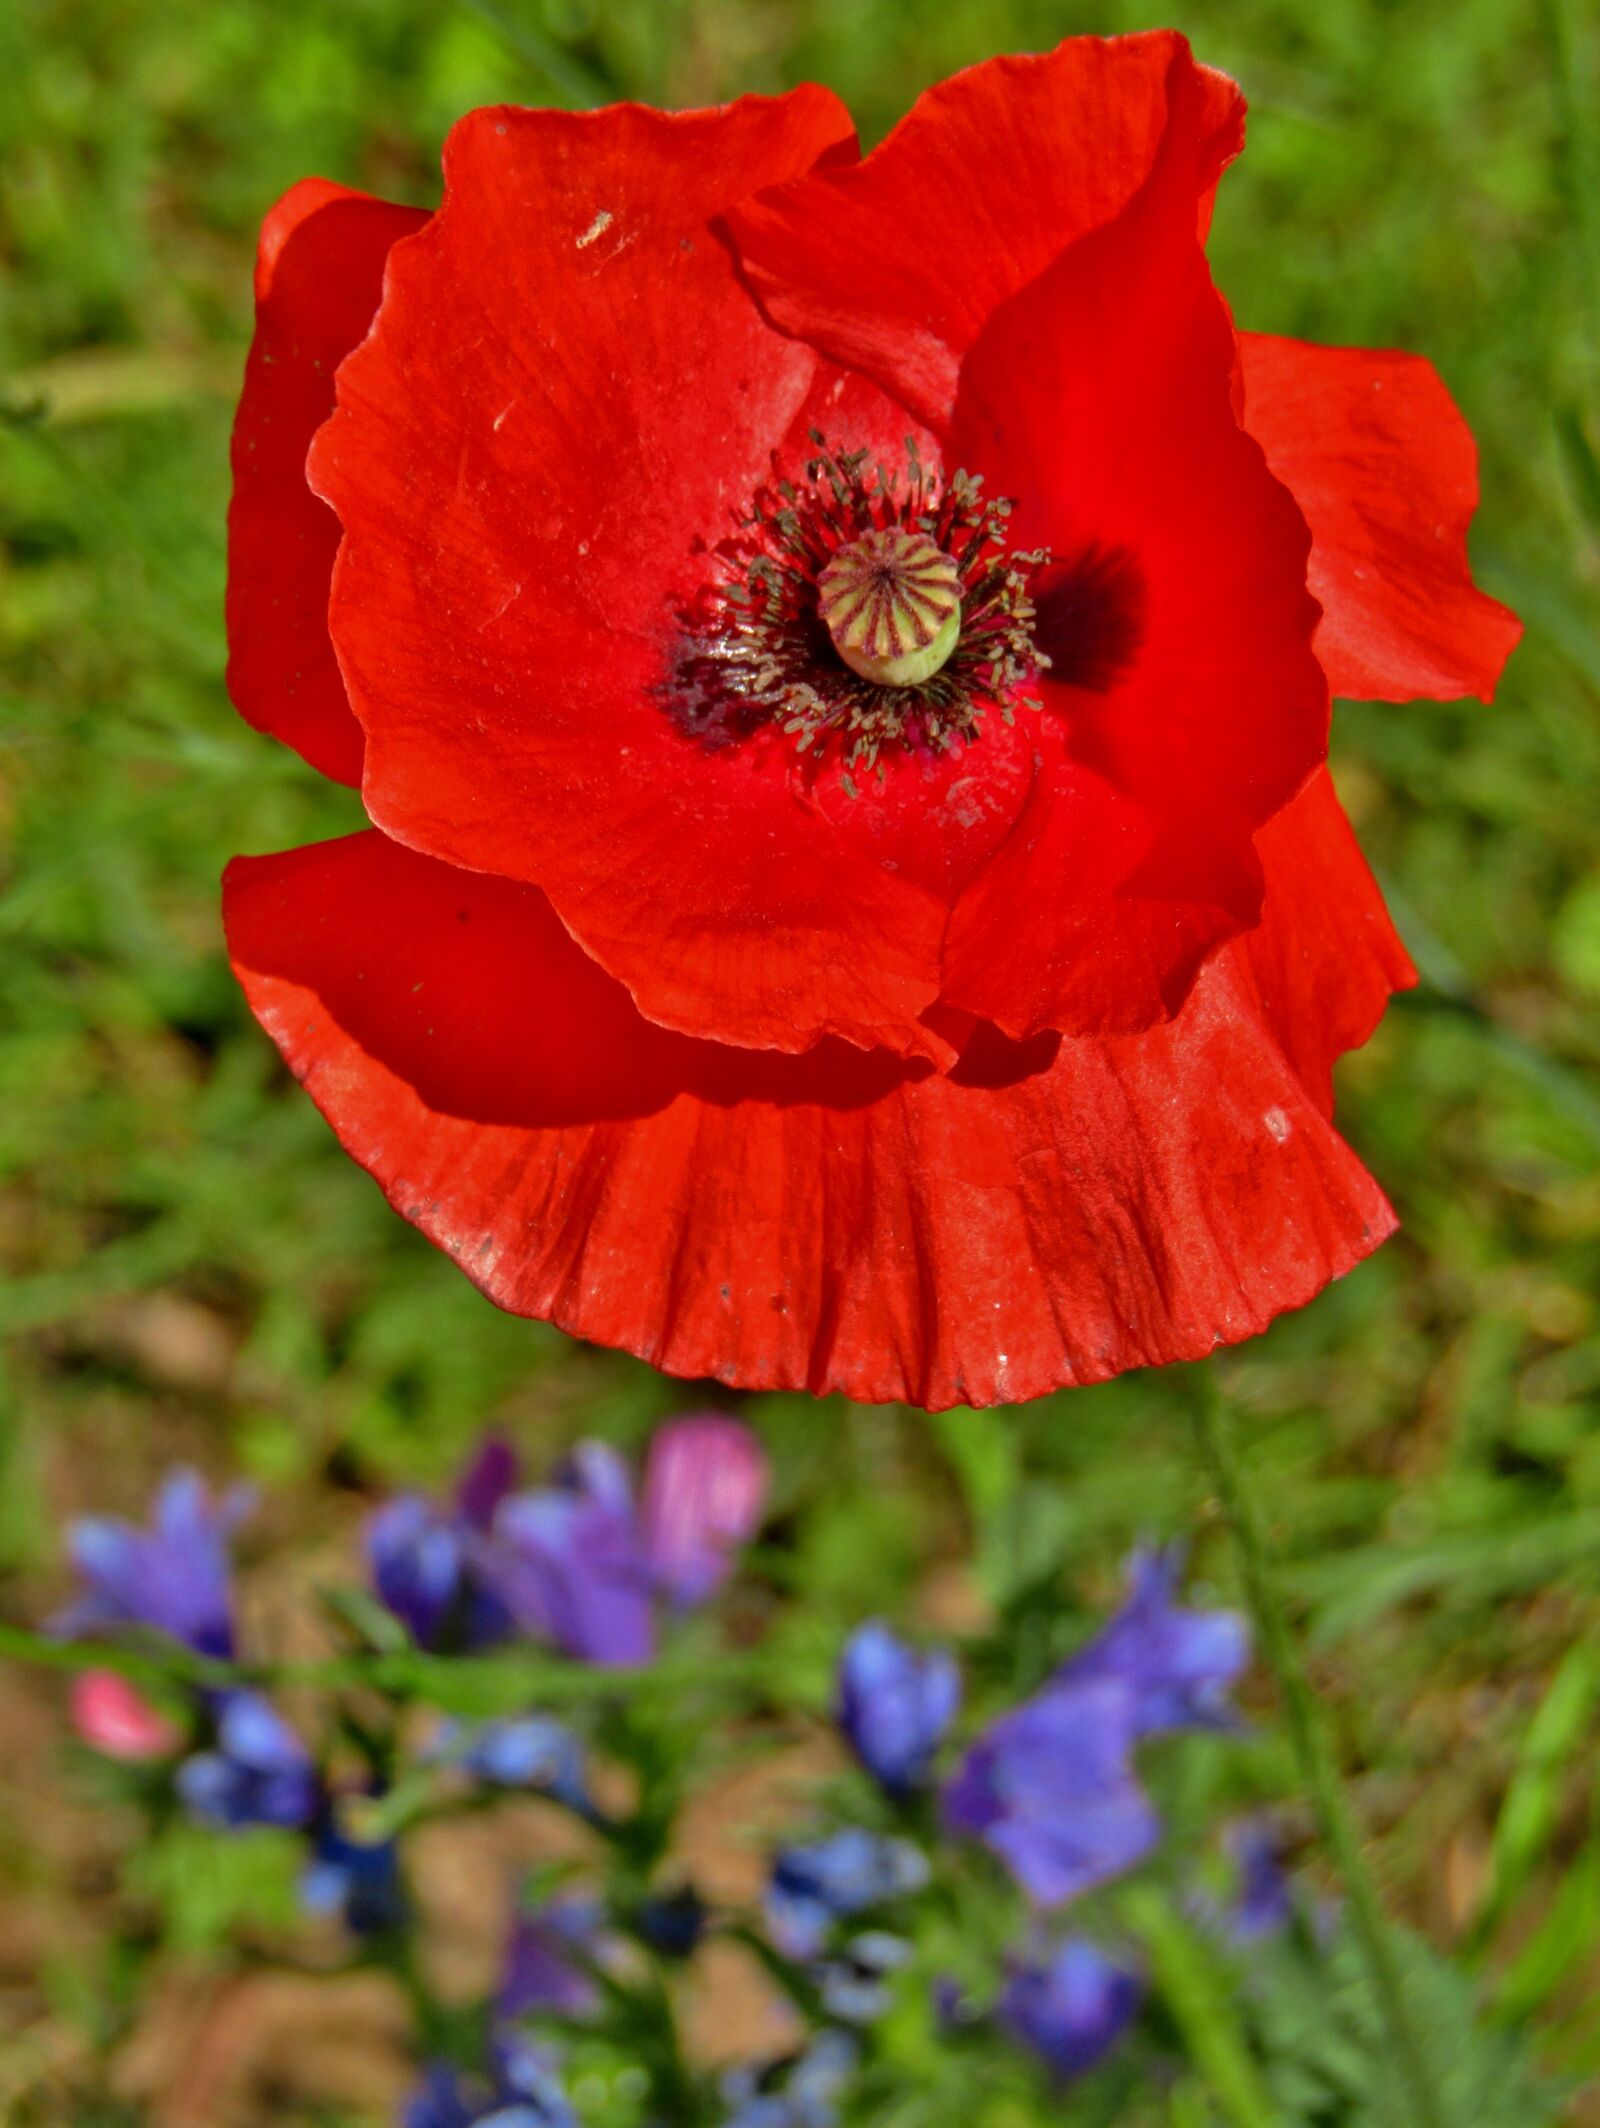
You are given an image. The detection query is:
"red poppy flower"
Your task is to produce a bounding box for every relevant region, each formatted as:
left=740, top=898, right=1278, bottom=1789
left=223, top=33, right=1518, bottom=1410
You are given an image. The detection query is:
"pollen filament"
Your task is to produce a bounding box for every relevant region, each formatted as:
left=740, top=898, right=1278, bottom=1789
left=673, top=432, right=1049, bottom=778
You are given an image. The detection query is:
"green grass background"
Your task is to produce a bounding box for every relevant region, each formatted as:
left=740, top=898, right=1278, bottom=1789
left=2, top=0, right=1599, bottom=2118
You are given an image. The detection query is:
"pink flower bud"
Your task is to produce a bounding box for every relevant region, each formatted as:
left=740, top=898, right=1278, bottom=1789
left=70, top=1669, right=181, bottom=1761
left=640, top=1413, right=769, bottom=1608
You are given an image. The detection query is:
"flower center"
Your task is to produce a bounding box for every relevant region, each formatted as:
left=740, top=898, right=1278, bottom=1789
left=671, top=433, right=1049, bottom=785
left=818, top=527, right=962, bottom=687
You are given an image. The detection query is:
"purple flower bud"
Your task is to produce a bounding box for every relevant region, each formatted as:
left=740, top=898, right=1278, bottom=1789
left=766, top=1829, right=930, bottom=1961
left=480, top=1445, right=654, bottom=1667
left=367, top=1497, right=466, bottom=1646
left=56, top=1469, right=251, bottom=1659
left=640, top=1413, right=768, bottom=1607
left=1001, top=1937, right=1142, bottom=2082
left=498, top=1895, right=605, bottom=2021
left=1223, top=1818, right=1294, bottom=1944
left=561, top=1439, right=632, bottom=1513
left=367, top=1436, right=519, bottom=1651
left=942, top=1678, right=1159, bottom=1908
left=455, top=1434, right=520, bottom=1528
left=1057, top=1546, right=1249, bottom=1736
left=836, top=1622, right=960, bottom=1793
left=176, top=1691, right=319, bottom=1830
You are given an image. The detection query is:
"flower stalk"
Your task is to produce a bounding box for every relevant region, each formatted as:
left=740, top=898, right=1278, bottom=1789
left=1188, top=1364, right=1449, bottom=2128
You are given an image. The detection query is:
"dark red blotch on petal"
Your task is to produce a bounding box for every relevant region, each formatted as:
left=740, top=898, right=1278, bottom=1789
left=218, top=39, right=1520, bottom=1409
left=308, top=92, right=1003, bottom=1066
left=936, top=66, right=1327, bottom=1042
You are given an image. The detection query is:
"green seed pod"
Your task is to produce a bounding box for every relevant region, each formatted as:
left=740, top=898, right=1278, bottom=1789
left=818, top=527, right=962, bottom=687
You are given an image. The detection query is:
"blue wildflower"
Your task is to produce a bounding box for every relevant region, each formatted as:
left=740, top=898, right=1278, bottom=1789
left=402, top=1890, right=597, bottom=2127
left=368, top=1435, right=518, bottom=1651
left=1057, top=1547, right=1249, bottom=1736
left=402, top=2050, right=575, bottom=2128
left=403, top=1888, right=599, bottom=2128
left=836, top=1621, right=960, bottom=1794
left=942, top=1678, right=1159, bottom=1907
left=767, top=1829, right=930, bottom=1961
left=481, top=1444, right=655, bottom=1667
left=1001, top=1937, right=1142, bottom=2082
left=176, top=1691, right=319, bottom=1829
left=439, top=1715, right=590, bottom=1812
left=403, top=2065, right=477, bottom=2128
left=458, top=1422, right=772, bottom=1667
left=720, top=2031, right=858, bottom=2128
left=57, top=1469, right=251, bottom=1659
left=815, top=1929, right=912, bottom=2024
left=1205, top=1818, right=1294, bottom=1946
left=302, top=1812, right=408, bottom=1935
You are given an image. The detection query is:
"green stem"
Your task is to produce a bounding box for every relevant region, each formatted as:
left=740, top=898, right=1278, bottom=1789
left=1116, top=1883, right=1278, bottom=2128
left=1189, top=1365, right=1449, bottom=2128
left=0, top=1616, right=771, bottom=1709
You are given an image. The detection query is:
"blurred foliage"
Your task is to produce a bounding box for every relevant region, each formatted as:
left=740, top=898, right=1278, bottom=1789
left=2, top=0, right=1599, bottom=2120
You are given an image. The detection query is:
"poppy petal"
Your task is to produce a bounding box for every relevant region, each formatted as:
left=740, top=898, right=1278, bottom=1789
left=1237, top=766, right=1417, bottom=1119
left=224, top=829, right=1395, bottom=1412
left=227, top=178, right=427, bottom=786
left=726, top=31, right=1244, bottom=431
left=937, top=110, right=1326, bottom=1041
left=309, top=93, right=1006, bottom=1067
left=1238, top=333, right=1521, bottom=702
